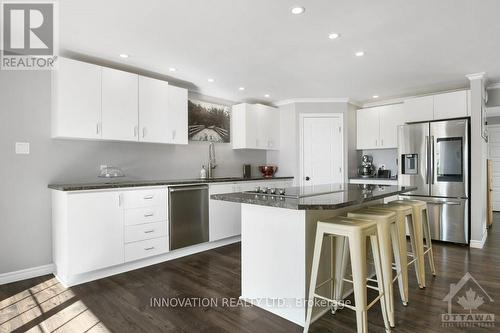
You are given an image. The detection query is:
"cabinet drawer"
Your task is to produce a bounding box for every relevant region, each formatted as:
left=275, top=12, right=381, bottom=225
left=124, top=206, right=166, bottom=225
left=123, top=189, right=166, bottom=208
left=124, top=221, right=167, bottom=243
left=124, top=236, right=169, bottom=262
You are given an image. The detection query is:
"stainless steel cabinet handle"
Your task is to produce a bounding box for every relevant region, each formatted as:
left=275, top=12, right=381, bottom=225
left=425, top=136, right=429, bottom=184
left=431, top=201, right=462, bottom=206
left=143, top=127, right=146, bottom=138
left=144, top=212, right=154, bottom=217
left=134, top=126, right=138, bottom=137
left=118, top=194, right=122, bottom=207
left=431, top=136, right=435, bottom=184
left=144, top=230, right=155, bottom=234
left=96, top=123, right=99, bottom=135
left=144, top=246, right=155, bottom=251
left=381, top=139, right=384, bottom=146
left=375, top=139, right=378, bottom=146
left=143, top=195, right=154, bottom=199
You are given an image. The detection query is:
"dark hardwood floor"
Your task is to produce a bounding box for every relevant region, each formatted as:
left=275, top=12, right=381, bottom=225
left=2, top=217, right=499, bottom=333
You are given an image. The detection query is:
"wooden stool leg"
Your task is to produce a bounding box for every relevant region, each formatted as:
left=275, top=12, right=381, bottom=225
left=422, top=208, right=437, bottom=276
left=370, top=234, right=391, bottom=333
left=304, top=227, right=325, bottom=333
left=376, top=223, right=395, bottom=327
left=407, top=213, right=424, bottom=288
left=349, top=233, right=368, bottom=333
left=391, top=219, right=408, bottom=306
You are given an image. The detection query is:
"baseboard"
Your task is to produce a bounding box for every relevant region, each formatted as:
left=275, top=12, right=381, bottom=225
left=470, top=229, right=488, bottom=249
left=0, top=263, right=55, bottom=285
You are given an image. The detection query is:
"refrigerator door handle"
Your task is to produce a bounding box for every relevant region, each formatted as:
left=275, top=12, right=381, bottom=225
left=425, top=136, right=429, bottom=185
left=431, top=135, right=435, bottom=184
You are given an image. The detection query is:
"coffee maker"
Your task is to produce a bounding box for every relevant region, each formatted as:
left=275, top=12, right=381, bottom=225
left=357, top=155, right=375, bottom=178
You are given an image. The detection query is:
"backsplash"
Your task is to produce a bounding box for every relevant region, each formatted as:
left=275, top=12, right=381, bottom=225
left=358, top=148, right=398, bottom=177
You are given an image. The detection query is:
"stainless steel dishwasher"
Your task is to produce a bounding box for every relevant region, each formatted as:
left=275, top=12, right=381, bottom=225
left=168, top=184, right=209, bottom=250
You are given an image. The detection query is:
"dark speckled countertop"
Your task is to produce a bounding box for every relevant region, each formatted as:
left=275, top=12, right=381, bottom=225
left=211, top=183, right=416, bottom=210
left=48, top=176, right=294, bottom=191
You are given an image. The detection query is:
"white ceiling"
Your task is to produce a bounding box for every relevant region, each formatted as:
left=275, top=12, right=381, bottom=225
left=60, top=0, right=500, bottom=104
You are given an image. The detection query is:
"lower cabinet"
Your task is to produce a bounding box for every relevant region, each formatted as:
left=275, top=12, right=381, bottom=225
left=209, top=183, right=241, bottom=241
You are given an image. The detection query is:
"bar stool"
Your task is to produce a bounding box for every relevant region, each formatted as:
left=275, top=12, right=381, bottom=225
left=367, top=203, right=412, bottom=304
left=304, top=216, right=390, bottom=333
left=347, top=209, right=399, bottom=328
left=392, top=200, right=437, bottom=288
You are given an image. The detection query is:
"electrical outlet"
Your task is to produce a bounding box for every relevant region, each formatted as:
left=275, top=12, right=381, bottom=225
left=15, top=142, right=30, bottom=154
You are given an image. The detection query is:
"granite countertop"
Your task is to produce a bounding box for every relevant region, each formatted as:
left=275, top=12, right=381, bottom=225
left=211, top=183, right=416, bottom=210
left=48, top=176, right=294, bottom=191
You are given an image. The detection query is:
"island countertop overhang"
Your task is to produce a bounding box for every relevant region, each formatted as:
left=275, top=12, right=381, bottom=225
left=211, top=184, right=417, bottom=210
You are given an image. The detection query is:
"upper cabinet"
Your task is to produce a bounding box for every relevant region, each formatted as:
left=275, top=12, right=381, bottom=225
left=52, top=57, right=188, bottom=145
left=357, top=104, right=403, bottom=150
left=101, top=67, right=139, bottom=141
left=232, top=103, right=279, bottom=150
left=52, top=58, right=102, bottom=139
left=402, top=90, right=469, bottom=123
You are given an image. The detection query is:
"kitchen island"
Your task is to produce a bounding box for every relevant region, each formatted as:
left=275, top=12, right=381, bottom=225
left=212, top=183, right=416, bottom=326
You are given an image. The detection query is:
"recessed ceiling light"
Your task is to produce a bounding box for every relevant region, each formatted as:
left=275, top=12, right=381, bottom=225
left=238, top=87, right=245, bottom=91
left=355, top=51, right=365, bottom=57
left=169, top=67, right=177, bottom=72
left=264, top=94, right=270, bottom=98
left=207, top=78, right=215, bottom=83
left=372, top=95, right=379, bottom=99
left=291, top=6, right=305, bottom=15
left=119, top=54, right=129, bottom=58
left=328, top=33, right=340, bottom=40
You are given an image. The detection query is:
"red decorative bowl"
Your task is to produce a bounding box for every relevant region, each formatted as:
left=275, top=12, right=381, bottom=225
left=258, top=165, right=278, bottom=178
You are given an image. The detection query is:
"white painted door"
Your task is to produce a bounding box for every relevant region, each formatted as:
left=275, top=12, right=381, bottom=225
left=488, top=125, right=500, bottom=211
left=167, top=85, right=188, bottom=144
left=138, top=76, right=170, bottom=143
left=301, top=114, right=343, bottom=186
left=53, top=58, right=102, bottom=139
left=101, top=67, right=139, bottom=141
left=356, top=108, right=380, bottom=149
left=67, top=191, right=124, bottom=275
left=379, top=104, right=405, bottom=148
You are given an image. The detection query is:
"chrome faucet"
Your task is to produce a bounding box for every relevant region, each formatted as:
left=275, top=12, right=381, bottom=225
left=208, top=142, right=217, bottom=178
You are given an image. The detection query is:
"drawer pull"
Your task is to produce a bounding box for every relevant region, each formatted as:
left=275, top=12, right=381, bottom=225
left=144, top=229, right=155, bottom=234
left=143, top=195, right=154, bottom=200
left=144, top=246, right=155, bottom=251
left=144, top=213, right=154, bottom=217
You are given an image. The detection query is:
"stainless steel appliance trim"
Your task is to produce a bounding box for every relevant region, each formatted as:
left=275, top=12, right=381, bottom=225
left=425, top=136, right=429, bottom=185
left=431, top=135, right=435, bottom=184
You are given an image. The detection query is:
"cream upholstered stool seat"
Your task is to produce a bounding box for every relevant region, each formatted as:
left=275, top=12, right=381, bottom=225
left=346, top=209, right=399, bottom=328
left=392, top=199, right=437, bottom=288
left=303, top=216, right=390, bottom=333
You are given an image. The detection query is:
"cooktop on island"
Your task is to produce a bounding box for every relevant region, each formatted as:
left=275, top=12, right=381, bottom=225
left=245, top=183, right=347, bottom=199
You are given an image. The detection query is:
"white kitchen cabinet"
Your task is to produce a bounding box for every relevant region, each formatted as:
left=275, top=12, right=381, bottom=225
left=209, top=183, right=241, bottom=241
left=433, top=90, right=468, bottom=119
left=138, top=76, right=170, bottom=144
left=67, top=191, right=124, bottom=275
left=356, top=107, right=380, bottom=149
left=232, top=103, right=280, bottom=150
left=402, top=95, right=434, bottom=123
left=101, top=67, right=139, bottom=141
left=378, top=104, right=405, bottom=148
left=167, top=85, right=188, bottom=144
left=52, top=57, right=102, bottom=139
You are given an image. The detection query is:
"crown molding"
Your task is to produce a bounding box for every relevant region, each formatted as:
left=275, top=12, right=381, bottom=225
left=272, top=98, right=361, bottom=107
left=487, top=82, right=500, bottom=90
left=361, top=87, right=469, bottom=108
left=466, top=72, right=486, bottom=81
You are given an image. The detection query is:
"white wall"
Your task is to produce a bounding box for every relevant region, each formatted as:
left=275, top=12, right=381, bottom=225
left=469, top=76, right=488, bottom=244
left=0, top=70, right=266, bottom=274
left=267, top=101, right=357, bottom=184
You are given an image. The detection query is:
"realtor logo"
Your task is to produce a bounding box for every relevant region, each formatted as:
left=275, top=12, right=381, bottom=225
left=1, top=1, right=58, bottom=70
left=441, top=272, right=495, bottom=328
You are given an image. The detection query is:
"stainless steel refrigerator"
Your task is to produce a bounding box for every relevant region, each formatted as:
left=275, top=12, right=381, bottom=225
left=398, top=118, right=469, bottom=244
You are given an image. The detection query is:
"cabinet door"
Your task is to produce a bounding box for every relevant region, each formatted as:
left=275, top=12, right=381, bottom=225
left=402, top=95, right=434, bottom=123
left=379, top=104, right=405, bottom=148
left=246, top=105, right=260, bottom=149
left=67, top=191, right=124, bottom=274
left=52, top=58, right=101, bottom=139
left=257, top=104, right=280, bottom=150
left=209, top=184, right=241, bottom=241
left=167, top=85, right=188, bottom=144
left=139, top=76, right=170, bottom=143
left=101, top=67, right=139, bottom=141
left=356, top=108, right=380, bottom=149
left=433, top=91, right=467, bottom=120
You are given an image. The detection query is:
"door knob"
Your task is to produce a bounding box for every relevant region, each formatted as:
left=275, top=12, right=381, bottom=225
left=305, top=176, right=310, bottom=181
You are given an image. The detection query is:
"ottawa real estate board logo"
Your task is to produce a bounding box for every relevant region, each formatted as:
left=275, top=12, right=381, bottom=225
left=1, top=1, right=58, bottom=70
left=441, top=272, right=495, bottom=328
